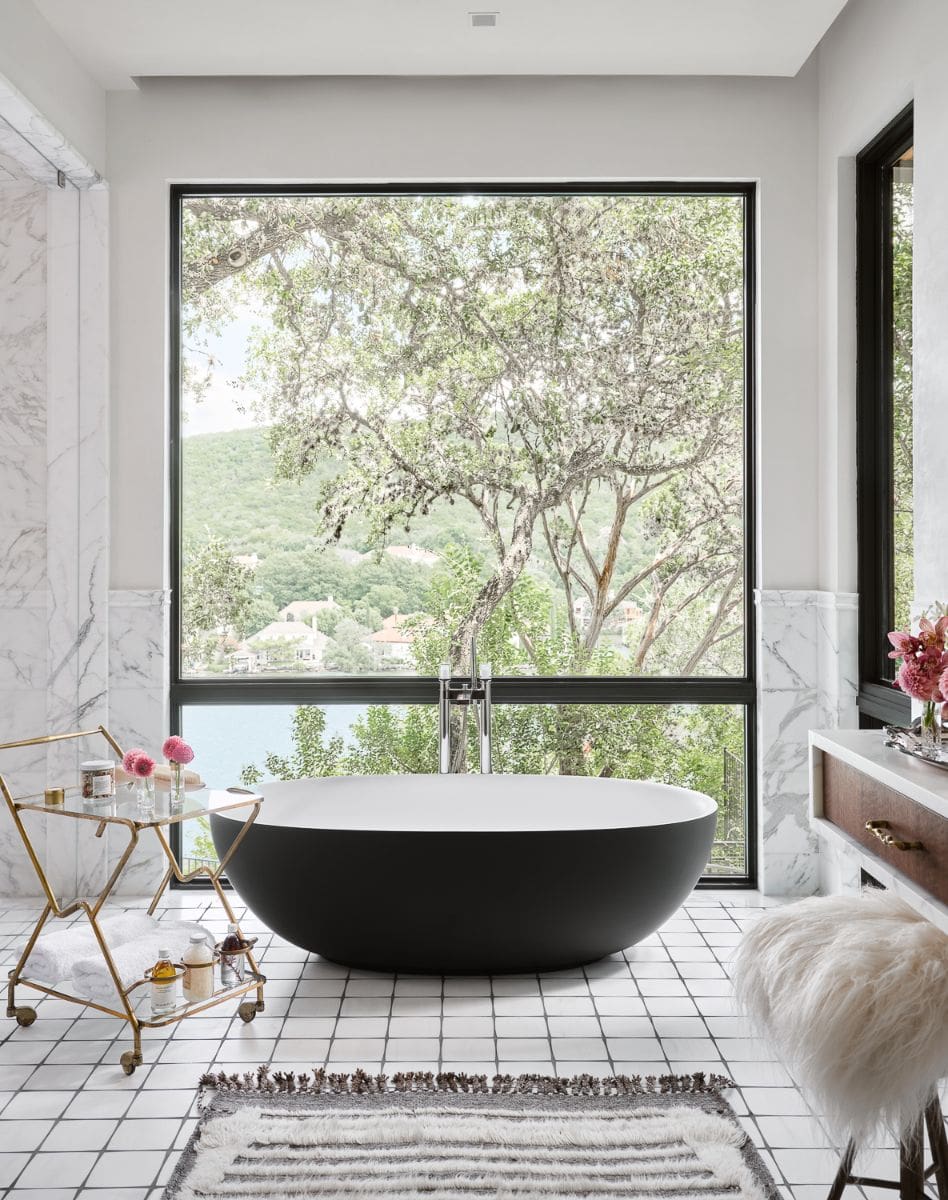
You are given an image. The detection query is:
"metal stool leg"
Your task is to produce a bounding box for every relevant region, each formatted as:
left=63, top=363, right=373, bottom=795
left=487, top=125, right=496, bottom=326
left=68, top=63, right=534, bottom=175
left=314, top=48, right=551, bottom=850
left=925, top=1096, right=948, bottom=1200
left=899, top=1116, right=924, bottom=1200
left=826, top=1140, right=856, bottom=1200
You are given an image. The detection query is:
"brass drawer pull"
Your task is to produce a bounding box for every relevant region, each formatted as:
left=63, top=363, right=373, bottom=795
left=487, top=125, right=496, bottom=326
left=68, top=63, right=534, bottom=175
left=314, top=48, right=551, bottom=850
left=865, top=819, right=924, bottom=852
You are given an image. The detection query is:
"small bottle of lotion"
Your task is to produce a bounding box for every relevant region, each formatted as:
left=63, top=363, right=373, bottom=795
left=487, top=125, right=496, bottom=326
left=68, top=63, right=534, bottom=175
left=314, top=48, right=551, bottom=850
left=182, top=934, right=214, bottom=1004
left=150, top=947, right=177, bottom=1015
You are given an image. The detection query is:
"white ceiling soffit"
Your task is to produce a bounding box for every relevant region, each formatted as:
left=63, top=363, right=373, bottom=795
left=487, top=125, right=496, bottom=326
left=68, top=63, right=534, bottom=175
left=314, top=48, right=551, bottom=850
left=34, top=0, right=849, bottom=90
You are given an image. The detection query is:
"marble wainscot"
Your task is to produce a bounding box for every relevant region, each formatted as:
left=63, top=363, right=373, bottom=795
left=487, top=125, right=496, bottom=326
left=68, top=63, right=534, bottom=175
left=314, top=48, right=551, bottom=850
left=106, top=589, right=170, bottom=894
left=756, top=589, right=858, bottom=895
left=810, top=729, right=948, bottom=933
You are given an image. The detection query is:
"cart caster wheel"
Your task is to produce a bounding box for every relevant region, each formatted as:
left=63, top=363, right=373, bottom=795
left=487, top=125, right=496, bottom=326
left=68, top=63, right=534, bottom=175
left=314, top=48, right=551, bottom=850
left=120, top=1050, right=141, bottom=1075
left=14, top=1006, right=36, bottom=1027
left=238, top=1001, right=257, bottom=1023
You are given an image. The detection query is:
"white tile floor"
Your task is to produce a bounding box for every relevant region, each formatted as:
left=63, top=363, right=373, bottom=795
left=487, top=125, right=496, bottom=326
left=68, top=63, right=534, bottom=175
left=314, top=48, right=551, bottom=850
left=0, top=889, right=933, bottom=1199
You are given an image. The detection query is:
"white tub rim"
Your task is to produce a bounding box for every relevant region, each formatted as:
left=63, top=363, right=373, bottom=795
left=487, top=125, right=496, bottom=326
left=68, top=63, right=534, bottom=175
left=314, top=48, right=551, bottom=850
left=215, top=773, right=718, bottom=833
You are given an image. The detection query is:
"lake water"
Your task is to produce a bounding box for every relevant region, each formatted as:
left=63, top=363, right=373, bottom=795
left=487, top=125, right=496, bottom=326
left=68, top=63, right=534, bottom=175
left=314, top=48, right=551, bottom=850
left=181, top=704, right=367, bottom=789
left=177, top=703, right=368, bottom=862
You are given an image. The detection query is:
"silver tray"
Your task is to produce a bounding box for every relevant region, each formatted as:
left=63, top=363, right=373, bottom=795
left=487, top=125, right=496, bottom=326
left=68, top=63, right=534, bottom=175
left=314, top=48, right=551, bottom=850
left=883, top=724, right=948, bottom=772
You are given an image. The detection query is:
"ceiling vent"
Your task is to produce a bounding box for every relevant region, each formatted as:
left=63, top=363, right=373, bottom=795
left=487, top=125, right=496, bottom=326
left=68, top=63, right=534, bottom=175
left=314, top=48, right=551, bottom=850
left=470, top=12, right=498, bottom=27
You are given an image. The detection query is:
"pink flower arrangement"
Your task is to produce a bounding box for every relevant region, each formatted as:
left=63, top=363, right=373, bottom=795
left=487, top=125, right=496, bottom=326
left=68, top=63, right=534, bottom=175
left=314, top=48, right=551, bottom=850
left=130, top=753, right=155, bottom=779
left=162, top=735, right=194, bottom=766
left=122, top=748, right=146, bottom=774
left=887, top=615, right=948, bottom=703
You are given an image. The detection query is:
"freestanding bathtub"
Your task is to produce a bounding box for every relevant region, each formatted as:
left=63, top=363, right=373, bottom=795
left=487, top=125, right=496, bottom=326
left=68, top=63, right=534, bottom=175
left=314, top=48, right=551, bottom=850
left=211, top=774, right=717, bottom=974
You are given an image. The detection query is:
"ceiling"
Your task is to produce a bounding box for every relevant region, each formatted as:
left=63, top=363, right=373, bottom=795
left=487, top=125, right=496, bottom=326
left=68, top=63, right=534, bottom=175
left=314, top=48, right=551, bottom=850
left=33, top=0, right=849, bottom=90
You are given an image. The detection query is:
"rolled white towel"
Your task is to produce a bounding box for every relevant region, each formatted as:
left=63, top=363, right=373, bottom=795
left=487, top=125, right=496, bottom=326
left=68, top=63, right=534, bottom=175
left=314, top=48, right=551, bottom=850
left=72, top=921, right=213, bottom=1005
left=20, top=912, right=160, bottom=984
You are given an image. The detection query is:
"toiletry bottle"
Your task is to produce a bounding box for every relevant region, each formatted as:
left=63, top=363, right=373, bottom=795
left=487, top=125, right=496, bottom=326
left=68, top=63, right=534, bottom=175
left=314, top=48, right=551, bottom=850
left=150, top=947, right=177, bottom=1015
left=182, top=933, right=214, bottom=1003
left=220, top=923, right=246, bottom=987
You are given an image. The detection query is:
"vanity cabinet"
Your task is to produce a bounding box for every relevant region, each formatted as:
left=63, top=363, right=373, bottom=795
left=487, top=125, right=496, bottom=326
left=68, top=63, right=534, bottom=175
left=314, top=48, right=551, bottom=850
left=810, top=730, right=948, bottom=932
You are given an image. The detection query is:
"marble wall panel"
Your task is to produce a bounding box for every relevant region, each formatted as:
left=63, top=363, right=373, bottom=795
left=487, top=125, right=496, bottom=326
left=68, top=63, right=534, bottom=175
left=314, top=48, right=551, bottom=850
left=0, top=183, right=48, bottom=897
left=108, top=589, right=169, bottom=894
left=756, top=589, right=859, bottom=895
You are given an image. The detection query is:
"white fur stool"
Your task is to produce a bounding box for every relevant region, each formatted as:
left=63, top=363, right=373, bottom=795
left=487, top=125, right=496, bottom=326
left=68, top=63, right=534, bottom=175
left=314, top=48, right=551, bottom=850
left=732, top=890, right=948, bottom=1200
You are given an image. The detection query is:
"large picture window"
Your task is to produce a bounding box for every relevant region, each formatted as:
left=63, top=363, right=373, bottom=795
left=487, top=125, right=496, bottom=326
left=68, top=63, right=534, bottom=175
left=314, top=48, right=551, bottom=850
left=171, top=184, right=756, bottom=881
left=856, top=106, right=913, bottom=726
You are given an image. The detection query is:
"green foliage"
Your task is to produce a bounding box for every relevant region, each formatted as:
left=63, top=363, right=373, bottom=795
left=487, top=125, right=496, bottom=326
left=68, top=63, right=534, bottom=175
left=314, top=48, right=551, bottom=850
left=892, top=177, right=913, bottom=633
left=323, top=618, right=377, bottom=673
left=181, top=538, right=254, bottom=670
left=182, top=194, right=746, bottom=675
left=241, top=707, right=345, bottom=785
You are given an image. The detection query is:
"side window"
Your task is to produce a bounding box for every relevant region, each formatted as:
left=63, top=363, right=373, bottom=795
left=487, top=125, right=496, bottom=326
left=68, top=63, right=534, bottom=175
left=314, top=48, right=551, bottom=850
left=856, top=106, right=913, bottom=727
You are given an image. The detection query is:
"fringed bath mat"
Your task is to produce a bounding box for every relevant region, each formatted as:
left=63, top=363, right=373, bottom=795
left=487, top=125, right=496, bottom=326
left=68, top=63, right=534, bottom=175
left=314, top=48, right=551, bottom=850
left=164, top=1069, right=779, bottom=1200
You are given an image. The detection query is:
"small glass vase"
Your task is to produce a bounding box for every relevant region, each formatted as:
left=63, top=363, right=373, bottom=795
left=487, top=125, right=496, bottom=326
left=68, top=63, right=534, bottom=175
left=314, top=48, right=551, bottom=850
left=135, top=775, right=156, bottom=815
left=919, top=701, right=942, bottom=757
left=170, top=761, right=185, bottom=809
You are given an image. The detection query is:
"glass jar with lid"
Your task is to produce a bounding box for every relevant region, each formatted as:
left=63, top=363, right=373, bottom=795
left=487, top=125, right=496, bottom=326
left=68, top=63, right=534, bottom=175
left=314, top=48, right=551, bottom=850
left=80, top=760, right=115, bottom=800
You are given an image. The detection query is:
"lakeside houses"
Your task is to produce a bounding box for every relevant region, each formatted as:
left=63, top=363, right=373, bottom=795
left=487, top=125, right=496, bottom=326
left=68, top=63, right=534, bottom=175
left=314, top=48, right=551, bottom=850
left=364, top=611, right=417, bottom=663
left=241, top=617, right=329, bottom=671
left=228, top=601, right=423, bottom=673
left=278, top=597, right=340, bottom=623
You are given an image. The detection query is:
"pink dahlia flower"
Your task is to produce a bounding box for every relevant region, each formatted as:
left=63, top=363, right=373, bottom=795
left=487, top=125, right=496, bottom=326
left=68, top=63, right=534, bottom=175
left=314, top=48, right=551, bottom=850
left=162, top=735, right=195, bottom=765
left=122, top=748, right=145, bottom=773
left=895, top=657, right=945, bottom=703
left=131, top=753, right=156, bottom=778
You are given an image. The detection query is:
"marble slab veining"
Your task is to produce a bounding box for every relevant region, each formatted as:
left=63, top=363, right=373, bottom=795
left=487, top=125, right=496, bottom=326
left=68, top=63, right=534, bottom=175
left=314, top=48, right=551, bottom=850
left=0, top=180, right=112, bottom=904
left=755, top=589, right=859, bottom=895
left=0, top=183, right=48, bottom=895
left=107, top=589, right=170, bottom=893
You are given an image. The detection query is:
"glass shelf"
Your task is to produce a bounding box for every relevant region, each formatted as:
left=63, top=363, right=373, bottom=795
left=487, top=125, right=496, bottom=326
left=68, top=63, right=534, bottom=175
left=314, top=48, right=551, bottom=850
left=13, top=785, right=262, bottom=827
left=127, top=969, right=266, bottom=1027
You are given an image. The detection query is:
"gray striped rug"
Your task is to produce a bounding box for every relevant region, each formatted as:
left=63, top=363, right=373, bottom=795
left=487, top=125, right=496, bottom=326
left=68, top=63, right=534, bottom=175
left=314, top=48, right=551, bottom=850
left=165, top=1073, right=779, bottom=1200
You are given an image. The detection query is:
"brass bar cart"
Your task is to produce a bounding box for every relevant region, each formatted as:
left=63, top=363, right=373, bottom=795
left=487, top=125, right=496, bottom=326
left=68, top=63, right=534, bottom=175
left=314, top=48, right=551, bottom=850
left=1, top=725, right=266, bottom=1074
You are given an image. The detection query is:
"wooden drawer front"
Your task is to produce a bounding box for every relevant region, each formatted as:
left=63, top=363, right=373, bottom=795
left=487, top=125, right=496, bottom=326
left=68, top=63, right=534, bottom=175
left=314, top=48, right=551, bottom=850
left=822, top=755, right=948, bottom=904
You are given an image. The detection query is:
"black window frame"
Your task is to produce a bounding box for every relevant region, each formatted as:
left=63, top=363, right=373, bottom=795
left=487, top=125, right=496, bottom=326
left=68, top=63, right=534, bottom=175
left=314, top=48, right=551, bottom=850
left=856, top=105, right=913, bottom=727
left=168, top=181, right=758, bottom=887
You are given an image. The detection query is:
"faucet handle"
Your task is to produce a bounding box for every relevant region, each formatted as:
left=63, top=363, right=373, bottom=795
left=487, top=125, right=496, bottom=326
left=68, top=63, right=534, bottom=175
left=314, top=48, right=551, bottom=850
left=480, top=662, right=492, bottom=679
left=438, top=663, right=451, bottom=679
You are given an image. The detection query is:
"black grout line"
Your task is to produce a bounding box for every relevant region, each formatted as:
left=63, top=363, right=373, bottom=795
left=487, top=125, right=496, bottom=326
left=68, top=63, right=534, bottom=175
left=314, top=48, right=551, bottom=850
left=489, top=973, right=499, bottom=1077
left=381, top=967, right=398, bottom=1076
left=536, top=968, right=555, bottom=1075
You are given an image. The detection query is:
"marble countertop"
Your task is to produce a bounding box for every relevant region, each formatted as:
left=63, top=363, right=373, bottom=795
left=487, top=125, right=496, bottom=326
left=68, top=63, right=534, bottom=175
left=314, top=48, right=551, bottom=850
left=809, top=728, right=948, bottom=821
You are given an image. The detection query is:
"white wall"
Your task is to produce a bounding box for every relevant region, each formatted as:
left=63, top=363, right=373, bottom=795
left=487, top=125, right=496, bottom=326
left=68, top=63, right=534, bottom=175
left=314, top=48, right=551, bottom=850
left=0, top=0, right=106, bottom=175
left=106, top=71, right=820, bottom=593
left=816, top=0, right=948, bottom=603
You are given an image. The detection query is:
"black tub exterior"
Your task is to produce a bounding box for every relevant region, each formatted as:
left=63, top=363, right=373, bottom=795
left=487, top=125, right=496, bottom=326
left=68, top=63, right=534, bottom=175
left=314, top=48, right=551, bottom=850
left=211, top=810, right=716, bottom=974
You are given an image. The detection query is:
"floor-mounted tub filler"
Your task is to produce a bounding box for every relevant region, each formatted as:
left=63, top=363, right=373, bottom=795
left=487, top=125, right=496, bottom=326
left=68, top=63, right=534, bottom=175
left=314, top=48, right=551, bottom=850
left=211, top=774, right=717, bottom=974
